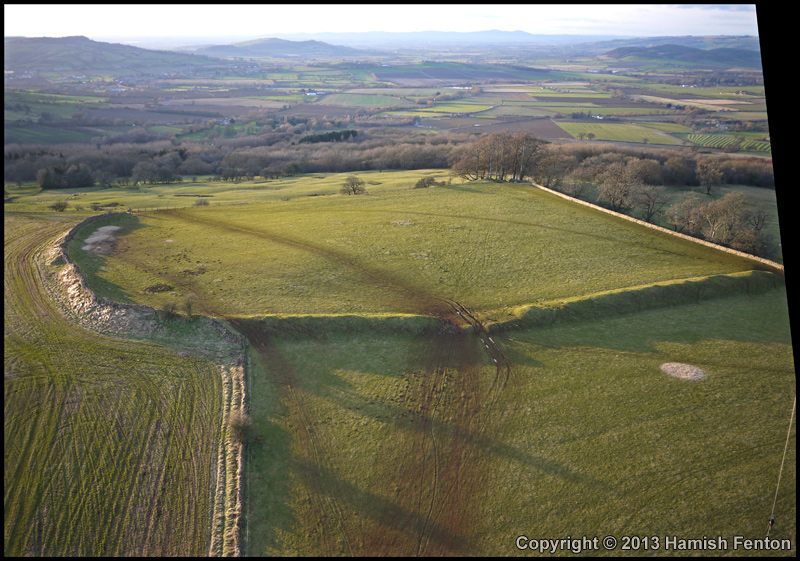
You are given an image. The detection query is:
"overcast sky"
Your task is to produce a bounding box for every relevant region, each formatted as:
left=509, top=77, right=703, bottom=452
left=5, top=4, right=760, bottom=40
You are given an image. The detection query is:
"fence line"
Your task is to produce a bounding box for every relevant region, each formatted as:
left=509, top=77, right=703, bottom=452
left=531, top=182, right=784, bottom=277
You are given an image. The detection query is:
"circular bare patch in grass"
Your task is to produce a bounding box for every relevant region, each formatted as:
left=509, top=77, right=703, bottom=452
left=82, top=225, right=122, bottom=254
left=660, top=362, right=705, bottom=380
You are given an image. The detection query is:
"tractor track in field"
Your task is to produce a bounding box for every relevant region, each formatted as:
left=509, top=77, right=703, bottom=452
left=410, top=300, right=514, bottom=556
left=5, top=216, right=231, bottom=556
left=227, top=300, right=512, bottom=555
left=109, top=209, right=516, bottom=554
left=226, top=317, right=354, bottom=556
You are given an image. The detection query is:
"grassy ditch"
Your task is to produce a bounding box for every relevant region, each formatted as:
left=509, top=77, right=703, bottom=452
left=489, top=269, right=784, bottom=331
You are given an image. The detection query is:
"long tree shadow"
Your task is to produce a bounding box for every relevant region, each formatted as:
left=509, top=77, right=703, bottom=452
left=236, top=319, right=613, bottom=555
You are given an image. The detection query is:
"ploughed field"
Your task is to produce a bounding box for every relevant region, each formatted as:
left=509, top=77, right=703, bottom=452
left=4, top=214, right=232, bottom=556
left=8, top=174, right=795, bottom=555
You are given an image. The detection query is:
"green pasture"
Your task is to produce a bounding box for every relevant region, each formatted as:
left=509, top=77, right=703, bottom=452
left=5, top=169, right=794, bottom=556
left=529, top=89, right=612, bottom=98
left=346, top=87, right=446, bottom=99
left=413, top=102, right=495, bottom=115
left=482, top=105, right=554, bottom=117
left=62, top=175, right=767, bottom=321
left=4, top=91, right=110, bottom=121
left=319, top=93, right=414, bottom=107
left=633, top=120, right=694, bottom=134
left=636, top=82, right=766, bottom=99
left=245, top=284, right=794, bottom=555
left=3, top=122, right=98, bottom=145
left=555, top=121, right=685, bottom=145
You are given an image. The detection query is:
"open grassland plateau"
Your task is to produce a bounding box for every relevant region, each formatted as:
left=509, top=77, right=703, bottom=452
left=7, top=174, right=795, bottom=555
left=3, top=213, right=243, bottom=556
left=66, top=180, right=772, bottom=319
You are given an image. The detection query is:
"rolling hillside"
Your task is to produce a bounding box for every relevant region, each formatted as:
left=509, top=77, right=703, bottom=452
left=602, top=43, right=762, bottom=68
left=183, top=37, right=371, bottom=59
left=4, top=35, right=222, bottom=73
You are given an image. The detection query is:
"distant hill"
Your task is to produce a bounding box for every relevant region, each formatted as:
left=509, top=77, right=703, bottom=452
left=4, top=35, right=221, bottom=73
left=266, top=30, right=631, bottom=49
left=601, top=43, right=762, bottom=69
left=184, top=38, right=370, bottom=59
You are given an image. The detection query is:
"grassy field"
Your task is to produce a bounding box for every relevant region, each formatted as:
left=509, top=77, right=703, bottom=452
left=3, top=212, right=244, bottom=556
left=555, top=121, right=686, bottom=145
left=243, top=291, right=795, bottom=555
left=5, top=171, right=794, bottom=556
left=62, top=176, right=765, bottom=319
left=319, top=93, right=415, bottom=108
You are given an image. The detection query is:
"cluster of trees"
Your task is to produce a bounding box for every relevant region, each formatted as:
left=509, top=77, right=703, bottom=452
left=531, top=143, right=774, bottom=192
left=5, top=120, right=774, bottom=194
left=665, top=191, right=770, bottom=255
left=449, top=131, right=544, bottom=182
left=35, top=163, right=93, bottom=189
left=297, top=129, right=358, bottom=144
left=4, top=128, right=470, bottom=187
left=520, top=144, right=774, bottom=256
left=4, top=122, right=778, bottom=257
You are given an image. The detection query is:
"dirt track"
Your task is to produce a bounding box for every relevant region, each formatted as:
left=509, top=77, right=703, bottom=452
left=148, top=209, right=514, bottom=554
left=230, top=295, right=511, bottom=555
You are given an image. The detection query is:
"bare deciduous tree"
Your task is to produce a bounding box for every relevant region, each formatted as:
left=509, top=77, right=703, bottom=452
left=629, top=184, right=671, bottom=223
left=595, top=162, right=634, bottom=212
left=340, top=175, right=366, bottom=195
left=696, top=158, right=724, bottom=196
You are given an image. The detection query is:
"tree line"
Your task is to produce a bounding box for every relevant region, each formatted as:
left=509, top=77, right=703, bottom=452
left=520, top=142, right=775, bottom=258
left=4, top=127, right=777, bottom=256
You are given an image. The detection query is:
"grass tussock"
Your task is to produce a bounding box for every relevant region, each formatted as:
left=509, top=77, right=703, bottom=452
left=228, top=409, right=254, bottom=445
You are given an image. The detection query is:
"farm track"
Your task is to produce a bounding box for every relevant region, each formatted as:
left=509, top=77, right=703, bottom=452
left=232, top=309, right=511, bottom=555
left=224, top=292, right=511, bottom=557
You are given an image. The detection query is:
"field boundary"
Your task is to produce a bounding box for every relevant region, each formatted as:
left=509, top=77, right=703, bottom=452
left=531, top=182, right=785, bottom=276
left=38, top=212, right=249, bottom=557
left=486, top=269, right=784, bottom=332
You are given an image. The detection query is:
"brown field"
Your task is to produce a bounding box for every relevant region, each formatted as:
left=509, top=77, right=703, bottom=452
left=275, top=104, right=357, bottom=118
left=158, top=97, right=286, bottom=109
